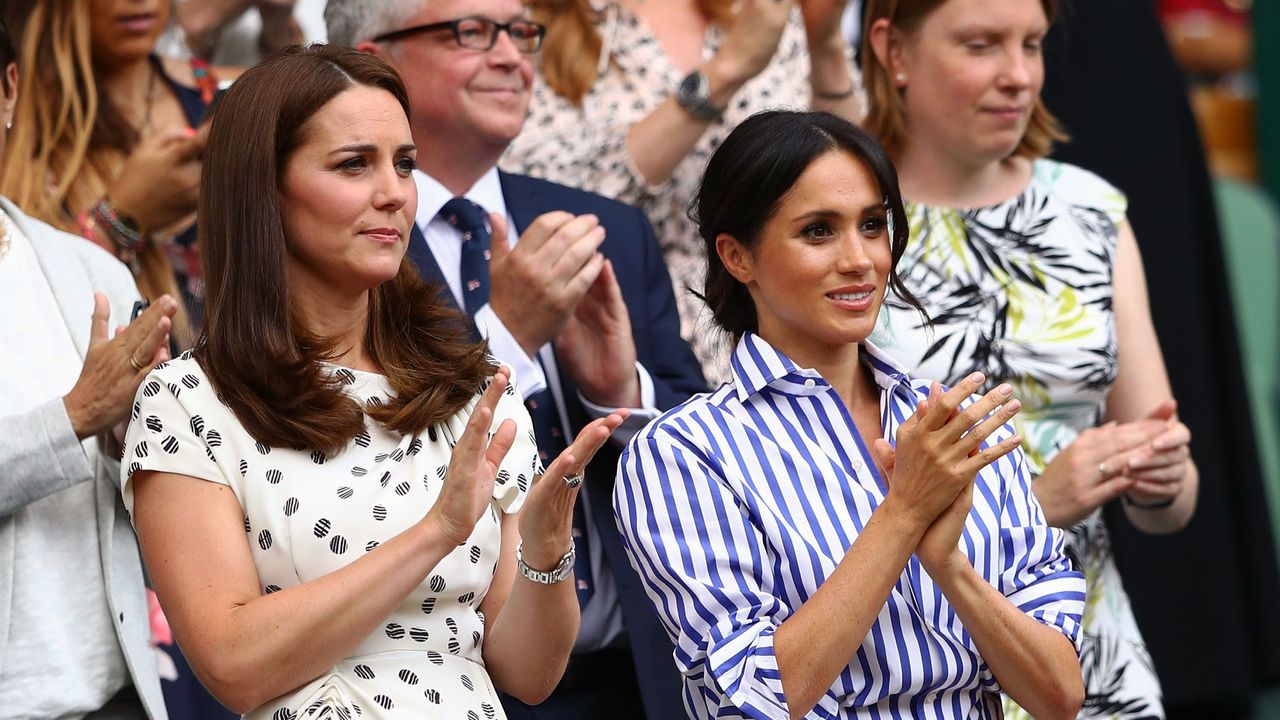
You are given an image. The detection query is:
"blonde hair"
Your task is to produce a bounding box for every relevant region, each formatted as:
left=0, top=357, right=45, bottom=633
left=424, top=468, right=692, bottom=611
left=531, top=0, right=736, bottom=105
left=860, top=0, right=1066, bottom=160
left=1, top=0, right=193, bottom=345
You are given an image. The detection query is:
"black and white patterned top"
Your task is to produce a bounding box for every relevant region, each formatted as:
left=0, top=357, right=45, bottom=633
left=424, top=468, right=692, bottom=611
left=503, top=4, right=857, bottom=385
left=121, top=354, right=540, bottom=719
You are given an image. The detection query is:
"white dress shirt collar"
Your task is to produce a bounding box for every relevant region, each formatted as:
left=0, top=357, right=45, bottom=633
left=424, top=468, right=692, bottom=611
left=413, top=167, right=510, bottom=236
left=729, top=331, right=915, bottom=402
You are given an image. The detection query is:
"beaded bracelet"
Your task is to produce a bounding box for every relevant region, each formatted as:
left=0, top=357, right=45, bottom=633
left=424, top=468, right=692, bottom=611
left=90, top=198, right=148, bottom=252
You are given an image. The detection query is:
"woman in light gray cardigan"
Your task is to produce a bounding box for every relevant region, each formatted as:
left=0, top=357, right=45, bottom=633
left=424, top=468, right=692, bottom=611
left=0, top=19, right=177, bottom=715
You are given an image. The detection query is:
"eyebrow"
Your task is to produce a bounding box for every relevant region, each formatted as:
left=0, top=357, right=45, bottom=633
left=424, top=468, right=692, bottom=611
left=791, top=203, right=885, bottom=222
left=329, top=143, right=417, bottom=155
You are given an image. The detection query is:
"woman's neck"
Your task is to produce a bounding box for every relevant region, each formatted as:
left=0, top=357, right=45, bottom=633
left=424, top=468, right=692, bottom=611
left=97, top=56, right=155, bottom=111
left=895, top=139, right=1032, bottom=209
left=292, top=283, right=376, bottom=373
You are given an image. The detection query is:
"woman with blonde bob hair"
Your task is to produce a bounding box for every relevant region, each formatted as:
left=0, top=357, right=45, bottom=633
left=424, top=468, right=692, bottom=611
left=861, top=0, right=1199, bottom=717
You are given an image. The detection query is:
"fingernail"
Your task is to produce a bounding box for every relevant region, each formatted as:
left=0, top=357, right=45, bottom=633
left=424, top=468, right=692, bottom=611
left=968, top=372, right=984, bottom=384
left=1007, top=399, right=1021, bottom=412
left=997, top=384, right=1013, bottom=395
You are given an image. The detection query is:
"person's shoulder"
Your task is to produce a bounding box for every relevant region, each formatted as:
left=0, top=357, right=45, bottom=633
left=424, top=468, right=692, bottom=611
left=501, top=171, right=644, bottom=222
left=1033, top=158, right=1128, bottom=220
left=4, top=199, right=139, bottom=299
left=158, top=55, right=243, bottom=88
left=141, top=351, right=213, bottom=396
left=628, top=385, right=734, bottom=449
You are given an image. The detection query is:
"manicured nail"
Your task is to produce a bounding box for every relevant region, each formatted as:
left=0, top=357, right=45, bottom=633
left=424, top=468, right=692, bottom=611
left=1007, top=399, right=1021, bottom=412
left=968, top=372, right=984, bottom=384
left=997, top=384, right=1013, bottom=395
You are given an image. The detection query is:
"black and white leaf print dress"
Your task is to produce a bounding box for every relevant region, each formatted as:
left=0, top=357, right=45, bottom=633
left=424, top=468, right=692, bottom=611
left=874, top=160, right=1163, bottom=719
left=121, top=355, right=541, bottom=719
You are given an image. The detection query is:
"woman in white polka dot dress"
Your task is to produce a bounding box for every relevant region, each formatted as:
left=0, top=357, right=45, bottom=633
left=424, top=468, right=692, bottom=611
left=120, top=46, right=625, bottom=720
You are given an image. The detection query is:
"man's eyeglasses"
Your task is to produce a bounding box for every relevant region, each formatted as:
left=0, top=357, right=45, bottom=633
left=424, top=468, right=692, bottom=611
left=372, top=16, right=547, bottom=53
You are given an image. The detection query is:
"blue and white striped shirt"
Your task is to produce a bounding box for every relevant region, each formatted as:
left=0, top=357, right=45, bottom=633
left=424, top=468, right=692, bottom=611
left=614, top=333, right=1084, bottom=719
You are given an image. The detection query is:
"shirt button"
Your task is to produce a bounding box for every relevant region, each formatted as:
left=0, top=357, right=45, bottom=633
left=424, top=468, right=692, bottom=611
left=803, top=379, right=816, bottom=389
left=853, top=458, right=863, bottom=470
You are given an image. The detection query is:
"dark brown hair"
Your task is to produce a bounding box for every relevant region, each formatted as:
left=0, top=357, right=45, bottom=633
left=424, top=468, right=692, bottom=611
left=860, top=0, right=1065, bottom=160
left=198, top=44, right=494, bottom=456
left=0, top=16, right=14, bottom=92
left=691, top=110, right=925, bottom=341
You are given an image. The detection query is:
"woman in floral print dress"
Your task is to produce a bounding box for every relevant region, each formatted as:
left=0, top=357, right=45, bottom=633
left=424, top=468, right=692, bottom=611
left=860, top=0, right=1200, bottom=718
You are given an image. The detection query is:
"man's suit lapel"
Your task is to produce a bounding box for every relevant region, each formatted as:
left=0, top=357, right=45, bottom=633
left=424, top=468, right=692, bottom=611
left=408, top=222, right=485, bottom=342
left=498, top=170, right=540, bottom=236
left=408, top=223, right=450, bottom=299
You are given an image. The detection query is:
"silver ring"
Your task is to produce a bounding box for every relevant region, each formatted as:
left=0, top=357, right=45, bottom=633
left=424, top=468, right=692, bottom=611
left=1098, top=462, right=1108, bottom=478
left=563, top=472, right=583, bottom=489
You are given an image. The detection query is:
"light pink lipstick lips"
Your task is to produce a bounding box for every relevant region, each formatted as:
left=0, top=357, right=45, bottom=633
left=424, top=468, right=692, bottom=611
left=826, top=285, right=876, bottom=311
left=361, top=228, right=402, bottom=244
left=117, top=14, right=157, bottom=33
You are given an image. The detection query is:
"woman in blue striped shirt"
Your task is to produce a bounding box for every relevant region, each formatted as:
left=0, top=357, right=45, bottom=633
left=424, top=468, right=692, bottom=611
left=614, top=111, right=1085, bottom=719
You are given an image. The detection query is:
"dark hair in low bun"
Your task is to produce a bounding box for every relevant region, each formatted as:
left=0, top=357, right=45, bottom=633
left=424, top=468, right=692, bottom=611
left=690, top=110, right=924, bottom=340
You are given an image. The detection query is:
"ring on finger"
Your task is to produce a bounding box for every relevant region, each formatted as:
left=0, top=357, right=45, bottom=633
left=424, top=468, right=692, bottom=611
left=1098, top=462, right=1109, bottom=479
left=563, top=471, right=584, bottom=489
left=129, top=354, right=148, bottom=372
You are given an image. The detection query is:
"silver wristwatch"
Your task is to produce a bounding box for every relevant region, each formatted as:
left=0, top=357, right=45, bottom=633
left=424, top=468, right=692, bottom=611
left=675, top=70, right=723, bottom=122
left=516, top=541, right=576, bottom=584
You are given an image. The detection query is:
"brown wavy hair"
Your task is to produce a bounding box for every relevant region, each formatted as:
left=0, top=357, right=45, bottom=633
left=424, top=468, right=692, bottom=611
left=198, top=44, right=495, bottom=456
left=860, top=0, right=1065, bottom=160
left=531, top=0, right=735, bottom=105
left=0, top=0, right=195, bottom=344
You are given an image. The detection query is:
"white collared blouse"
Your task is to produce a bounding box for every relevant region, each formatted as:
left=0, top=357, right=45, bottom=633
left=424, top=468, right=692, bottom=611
left=614, top=333, right=1084, bottom=719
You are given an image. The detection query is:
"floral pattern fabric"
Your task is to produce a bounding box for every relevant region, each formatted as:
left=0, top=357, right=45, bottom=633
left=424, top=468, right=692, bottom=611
left=872, top=159, right=1164, bottom=720
left=503, top=3, right=853, bottom=385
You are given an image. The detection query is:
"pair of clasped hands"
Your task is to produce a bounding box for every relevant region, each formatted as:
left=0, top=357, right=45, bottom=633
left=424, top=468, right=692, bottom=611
left=483, top=210, right=640, bottom=411
left=869, top=372, right=1191, bottom=576
left=870, top=373, right=1023, bottom=576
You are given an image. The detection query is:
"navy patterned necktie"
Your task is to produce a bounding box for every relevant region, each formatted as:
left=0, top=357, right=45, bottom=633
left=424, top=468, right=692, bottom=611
left=438, top=197, right=491, bottom=317
left=439, top=197, right=595, bottom=609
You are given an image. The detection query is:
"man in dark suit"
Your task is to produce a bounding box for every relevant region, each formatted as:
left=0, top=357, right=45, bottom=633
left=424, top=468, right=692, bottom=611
left=326, top=0, right=708, bottom=717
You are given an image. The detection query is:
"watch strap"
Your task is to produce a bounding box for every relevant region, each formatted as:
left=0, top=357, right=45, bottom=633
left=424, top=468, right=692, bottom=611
left=516, top=541, right=576, bottom=584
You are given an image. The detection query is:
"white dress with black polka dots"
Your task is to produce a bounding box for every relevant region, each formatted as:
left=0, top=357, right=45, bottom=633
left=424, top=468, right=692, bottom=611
left=121, top=354, right=542, bottom=719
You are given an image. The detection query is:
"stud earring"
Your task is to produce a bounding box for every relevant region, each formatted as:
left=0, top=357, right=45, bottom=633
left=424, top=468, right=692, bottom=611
left=895, top=72, right=907, bottom=84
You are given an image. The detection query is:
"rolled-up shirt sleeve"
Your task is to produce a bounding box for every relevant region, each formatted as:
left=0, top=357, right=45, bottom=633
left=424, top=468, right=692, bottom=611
left=615, top=428, right=840, bottom=719
left=997, top=448, right=1086, bottom=654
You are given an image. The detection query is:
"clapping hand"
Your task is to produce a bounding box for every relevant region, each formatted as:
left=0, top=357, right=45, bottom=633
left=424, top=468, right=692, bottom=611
left=872, top=375, right=1024, bottom=575
left=1032, top=417, right=1168, bottom=527
left=517, top=409, right=630, bottom=570
left=1119, top=400, right=1191, bottom=507
left=487, top=212, right=605, bottom=358
left=64, top=293, right=177, bottom=441
left=108, top=126, right=204, bottom=233
left=714, top=0, right=794, bottom=85
left=427, top=368, right=519, bottom=546
left=798, top=0, right=849, bottom=47
left=553, top=259, right=640, bottom=409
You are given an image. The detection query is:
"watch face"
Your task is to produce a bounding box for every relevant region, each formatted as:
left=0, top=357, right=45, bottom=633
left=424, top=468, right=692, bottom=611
left=678, top=72, right=701, bottom=102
